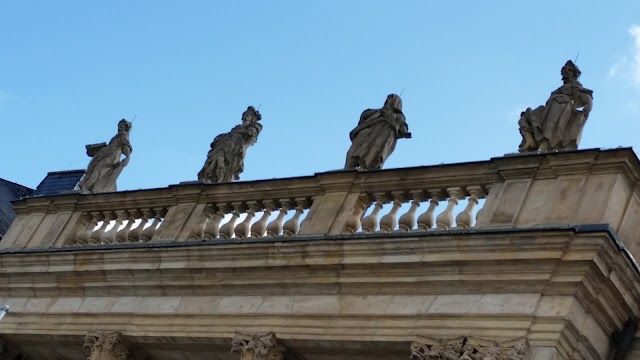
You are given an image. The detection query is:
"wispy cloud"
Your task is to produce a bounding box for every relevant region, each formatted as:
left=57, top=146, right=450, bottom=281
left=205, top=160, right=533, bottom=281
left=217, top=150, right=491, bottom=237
left=609, top=24, right=640, bottom=86
left=505, top=105, right=526, bottom=123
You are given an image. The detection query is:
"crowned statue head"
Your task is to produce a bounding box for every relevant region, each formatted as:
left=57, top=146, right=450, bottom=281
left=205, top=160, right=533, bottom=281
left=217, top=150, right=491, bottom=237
left=118, top=119, right=132, bottom=133
left=561, top=60, right=581, bottom=83
left=241, top=106, right=262, bottom=125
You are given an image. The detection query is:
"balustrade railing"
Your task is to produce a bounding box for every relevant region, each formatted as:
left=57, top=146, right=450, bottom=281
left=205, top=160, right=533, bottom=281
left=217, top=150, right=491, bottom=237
left=342, top=186, right=487, bottom=234
left=68, top=207, right=167, bottom=246
left=5, top=148, right=638, bottom=252
left=187, top=198, right=312, bottom=240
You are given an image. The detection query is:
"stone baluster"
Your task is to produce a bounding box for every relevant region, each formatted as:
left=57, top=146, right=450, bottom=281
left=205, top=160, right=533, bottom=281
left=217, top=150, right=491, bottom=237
left=342, top=194, right=370, bottom=234
left=361, top=193, right=386, bottom=233
left=236, top=201, right=260, bottom=239
left=150, top=207, right=166, bottom=241
left=231, top=332, right=285, bottom=360
left=204, top=204, right=228, bottom=240
left=455, top=186, right=486, bottom=229
left=140, top=208, right=162, bottom=242
left=417, top=190, right=444, bottom=231
left=266, top=200, right=291, bottom=237
left=283, top=198, right=309, bottom=237
left=380, top=191, right=404, bottom=233
left=475, top=184, right=492, bottom=225
left=84, top=332, right=130, bottom=360
left=76, top=213, right=99, bottom=244
left=100, top=211, right=120, bottom=244
left=398, top=190, right=424, bottom=232
left=220, top=203, right=245, bottom=239
left=113, top=210, right=130, bottom=243
left=435, top=187, right=464, bottom=230
left=116, top=210, right=138, bottom=243
left=89, top=212, right=107, bottom=244
left=127, top=210, right=149, bottom=242
left=298, top=196, right=315, bottom=233
left=251, top=200, right=275, bottom=238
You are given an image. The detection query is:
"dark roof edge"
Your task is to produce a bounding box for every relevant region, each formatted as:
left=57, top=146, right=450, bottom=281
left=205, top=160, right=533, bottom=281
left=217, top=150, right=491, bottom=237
left=0, top=178, right=34, bottom=193
left=44, top=169, right=86, bottom=175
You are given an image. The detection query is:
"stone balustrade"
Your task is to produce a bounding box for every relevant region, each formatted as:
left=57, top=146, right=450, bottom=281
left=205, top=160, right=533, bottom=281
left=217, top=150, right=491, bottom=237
left=68, top=207, right=167, bottom=246
left=3, top=148, right=640, bottom=256
left=186, top=197, right=312, bottom=241
left=344, top=186, right=487, bottom=234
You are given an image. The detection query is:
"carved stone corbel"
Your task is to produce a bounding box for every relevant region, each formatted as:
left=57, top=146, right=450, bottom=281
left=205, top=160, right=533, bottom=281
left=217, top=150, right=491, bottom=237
left=464, top=336, right=530, bottom=360
left=410, top=336, right=465, bottom=360
left=410, top=336, right=530, bottom=360
left=84, top=332, right=129, bottom=360
left=231, top=332, right=286, bottom=360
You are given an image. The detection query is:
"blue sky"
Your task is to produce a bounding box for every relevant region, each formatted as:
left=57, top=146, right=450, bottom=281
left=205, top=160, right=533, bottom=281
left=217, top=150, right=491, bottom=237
left=2, top=1, right=640, bottom=190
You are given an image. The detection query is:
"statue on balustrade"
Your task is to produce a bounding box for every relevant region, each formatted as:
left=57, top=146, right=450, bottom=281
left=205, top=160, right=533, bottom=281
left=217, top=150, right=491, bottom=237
left=344, top=93, right=411, bottom=171
left=198, top=106, right=263, bottom=183
left=518, top=60, right=593, bottom=153
left=79, top=119, right=132, bottom=193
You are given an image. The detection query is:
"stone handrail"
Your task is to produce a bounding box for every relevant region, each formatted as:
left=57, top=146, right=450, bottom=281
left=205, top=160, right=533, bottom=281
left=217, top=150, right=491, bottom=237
left=3, top=148, right=640, bottom=257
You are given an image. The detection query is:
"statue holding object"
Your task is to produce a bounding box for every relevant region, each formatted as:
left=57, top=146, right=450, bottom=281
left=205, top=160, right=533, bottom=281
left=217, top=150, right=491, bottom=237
left=79, top=119, right=132, bottom=193
left=518, top=60, right=593, bottom=153
left=198, top=106, right=263, bottom=183
left=344, top=93, right=411, bottom=171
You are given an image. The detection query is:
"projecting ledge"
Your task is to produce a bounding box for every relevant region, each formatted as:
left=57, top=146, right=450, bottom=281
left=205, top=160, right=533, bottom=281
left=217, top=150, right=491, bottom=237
left=0, top=223, right=634, bottom=264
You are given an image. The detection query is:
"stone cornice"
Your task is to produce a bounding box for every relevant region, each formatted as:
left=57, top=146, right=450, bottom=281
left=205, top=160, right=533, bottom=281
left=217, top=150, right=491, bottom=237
left=13, top=148, right=637, bottom=214
left=0, top=228, right=636, bottom=342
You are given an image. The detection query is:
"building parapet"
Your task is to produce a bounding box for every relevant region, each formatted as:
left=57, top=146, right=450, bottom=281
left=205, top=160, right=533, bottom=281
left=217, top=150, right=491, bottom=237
left=2, top=148, right=640, bottom=260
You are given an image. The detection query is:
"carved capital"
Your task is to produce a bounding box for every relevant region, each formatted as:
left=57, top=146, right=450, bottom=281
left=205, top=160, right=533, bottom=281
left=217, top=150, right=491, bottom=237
left=410, top=336, right=465, bottom=360
left=84, top=332, right=129, bottom=360
left=231, top=332, right=285, bottom=360
left=464, top=337, right=530, bottom=360
left=411, top=336, right=530, bottom=360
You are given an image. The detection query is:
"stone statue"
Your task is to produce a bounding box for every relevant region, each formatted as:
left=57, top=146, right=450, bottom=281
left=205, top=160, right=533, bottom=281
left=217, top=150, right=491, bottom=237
left=198, top=106, right=262, bottom=183
left=79, top=119, right=132, bottom=193
left=518, top=60, right=593, bottom=153
left=344, top=94, right=411, bottom=170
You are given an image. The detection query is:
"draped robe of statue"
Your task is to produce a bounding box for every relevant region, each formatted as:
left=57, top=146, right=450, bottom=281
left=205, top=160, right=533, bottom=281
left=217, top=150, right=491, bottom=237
left=198, top=107, right=262, bottom=183
left=518, top=61, right=593, bottom=153
left=344, top=94, right=410, bottom=170
left=79, top=119, right=132, bottom=193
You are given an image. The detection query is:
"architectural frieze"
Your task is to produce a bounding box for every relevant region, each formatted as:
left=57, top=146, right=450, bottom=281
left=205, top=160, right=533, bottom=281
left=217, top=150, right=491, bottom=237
left=410, top=336, right=530, bottom=360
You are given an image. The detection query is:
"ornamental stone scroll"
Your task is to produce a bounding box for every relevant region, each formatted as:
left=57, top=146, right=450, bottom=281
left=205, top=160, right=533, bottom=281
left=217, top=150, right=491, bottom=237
left=231, top=332, right=286, bottom=360
left=410, top=336, right=530, bottom=360
left=84, top=332, right=130, bottom=360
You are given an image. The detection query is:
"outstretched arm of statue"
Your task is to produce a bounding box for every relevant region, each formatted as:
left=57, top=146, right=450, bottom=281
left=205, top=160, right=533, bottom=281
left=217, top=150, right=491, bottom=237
left=579, top=93, right=593, bottom=119
left=118, top=146, right=131, bottom=168
left=396, top=117, right=411, bottom=139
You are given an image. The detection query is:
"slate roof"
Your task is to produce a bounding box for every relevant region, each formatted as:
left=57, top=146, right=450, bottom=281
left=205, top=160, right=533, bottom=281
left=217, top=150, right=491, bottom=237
left=0, top=170, right=85, bottom=240
left=0, top=178, right=33, bottom=239
left=34, top=170, right=85, bottom=196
